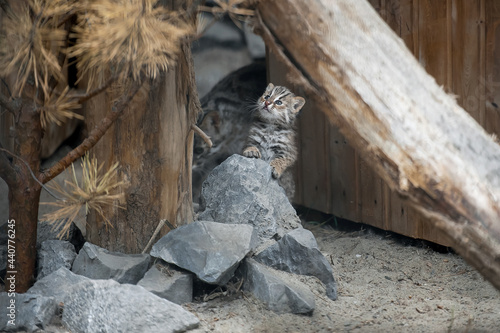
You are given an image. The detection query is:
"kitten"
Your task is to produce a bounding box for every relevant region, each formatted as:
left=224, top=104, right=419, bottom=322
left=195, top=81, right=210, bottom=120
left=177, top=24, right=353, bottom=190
left=243, top=83, right=305, bottom=179
left=193, top=62, right=267, bottom=203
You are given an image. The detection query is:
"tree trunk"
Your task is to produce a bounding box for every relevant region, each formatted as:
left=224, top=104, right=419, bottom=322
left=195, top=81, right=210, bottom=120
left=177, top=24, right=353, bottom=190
left=85, top=43, right=199, bottom=252
left=4, top=101, right=43, bottom=292
left=252, top=0, right=500, bottom=290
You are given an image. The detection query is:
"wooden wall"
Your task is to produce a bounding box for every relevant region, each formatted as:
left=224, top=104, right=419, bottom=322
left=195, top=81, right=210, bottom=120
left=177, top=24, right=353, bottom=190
left=281, top=0, right=500, bottom=246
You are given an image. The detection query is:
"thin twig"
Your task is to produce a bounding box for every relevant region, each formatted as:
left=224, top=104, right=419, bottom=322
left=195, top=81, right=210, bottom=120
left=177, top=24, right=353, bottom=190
left=142, top=219, right=176, bottom=254
left=191, top=124, right=213, bottom=147
left=76, top=75, right=119, bottom=104
left=0, top=147, right=62, bottom=200
left=142, top=219, right=165, bottom=254
left=40, top=80, right=143, bottom=184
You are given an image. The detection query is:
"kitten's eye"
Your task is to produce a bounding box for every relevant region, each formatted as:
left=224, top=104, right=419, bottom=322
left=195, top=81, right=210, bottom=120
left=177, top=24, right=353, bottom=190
left=275, top=100, right=283, bottom=105
left=264, top=95, right=270, bottom=100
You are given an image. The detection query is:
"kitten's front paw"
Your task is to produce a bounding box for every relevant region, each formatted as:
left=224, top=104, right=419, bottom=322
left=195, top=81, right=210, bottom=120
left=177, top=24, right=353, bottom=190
left=271, top=167, right=280, bottom=179
left=243, top=146, right=261, bottom=159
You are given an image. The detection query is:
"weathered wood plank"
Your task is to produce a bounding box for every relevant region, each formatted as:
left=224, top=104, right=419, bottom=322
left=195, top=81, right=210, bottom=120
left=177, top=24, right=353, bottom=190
left=485, top=0, right=500, bottom=134
left=328, top=130, right=359, bottom=221
left=253, top=0, right=500, bottom=291
left=452, top=0, right=485, bottom=123
left=418, top=0, right=450, bottom=87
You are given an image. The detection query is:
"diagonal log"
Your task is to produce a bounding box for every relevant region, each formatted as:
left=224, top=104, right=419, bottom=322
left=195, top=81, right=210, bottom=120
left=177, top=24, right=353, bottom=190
left=251, top=0, right=500, bottom=290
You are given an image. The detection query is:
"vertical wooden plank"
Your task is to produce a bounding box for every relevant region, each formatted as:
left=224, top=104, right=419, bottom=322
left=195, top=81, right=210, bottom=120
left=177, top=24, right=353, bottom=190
left=451, top=0, right=484, bottom=123
left=384, top=188, right=410, bottom=236
left=359, top=158, right=385, bottom=228
left=296, top=101, right=330, bottom=211
left=328, top=131, right=359, bottom=221
left=418, top=0, right=450, bottom=87
left=485, top=0, right=500, bottom=135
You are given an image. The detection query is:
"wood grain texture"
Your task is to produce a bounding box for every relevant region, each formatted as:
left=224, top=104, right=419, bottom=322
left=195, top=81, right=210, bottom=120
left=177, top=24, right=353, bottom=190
left=485, top=0, right=500, bottom=134
left=256, top=0, right=500, bottom=290
left=84, top=2, right=198, bottom=253
left=275, top=0, right=499, bottom=246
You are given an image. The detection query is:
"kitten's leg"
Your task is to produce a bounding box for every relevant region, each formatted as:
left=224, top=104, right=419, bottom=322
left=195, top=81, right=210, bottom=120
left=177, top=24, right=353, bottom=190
left=243, top=146, right=261, bottom=159
left=270, top=157, right=293, bottom=179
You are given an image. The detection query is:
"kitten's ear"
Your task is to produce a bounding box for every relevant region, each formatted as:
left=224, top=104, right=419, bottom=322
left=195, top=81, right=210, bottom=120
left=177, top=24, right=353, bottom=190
left=265, top=83, right=275, bottom=92
left=292, top=97, right=305, bottom=113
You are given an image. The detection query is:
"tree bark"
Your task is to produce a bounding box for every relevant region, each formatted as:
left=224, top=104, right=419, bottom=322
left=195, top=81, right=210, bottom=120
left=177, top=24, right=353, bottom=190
left=4, top=100, right=43, bottom=292
left=252, top=0, right=500, bottom=290
left=85, top=42, right=199, bottom=253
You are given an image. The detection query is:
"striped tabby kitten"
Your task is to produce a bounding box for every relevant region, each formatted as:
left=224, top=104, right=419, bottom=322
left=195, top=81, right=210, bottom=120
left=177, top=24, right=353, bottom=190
left=193, top=62, right=267, bottom=204
left=243, top=83, right=305, bottom=178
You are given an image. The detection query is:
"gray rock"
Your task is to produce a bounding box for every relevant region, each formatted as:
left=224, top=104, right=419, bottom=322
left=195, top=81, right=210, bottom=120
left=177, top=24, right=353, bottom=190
left=138, top=263, right=193, bottom=305
left=198, top=154, right=302, bottom=240
left=29, top=267, right=89, bottom=303
left=254, top=228, right=338, bottom=300
left=37, top=219, right=78, bottom=246
left=37, top=240, right=77, bottom=280
left=151, top=221, right=257, bottom=285
left=0, top=292, right=57, bottom=332
left=62, top=279, right=199, bottom=333
left=240, top=259, right=315, bottom=314
left=72, top=242, right=150, bottom=284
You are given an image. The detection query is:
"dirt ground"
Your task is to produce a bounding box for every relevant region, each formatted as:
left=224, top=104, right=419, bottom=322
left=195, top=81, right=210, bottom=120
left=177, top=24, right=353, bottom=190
left=186, top=215, right=500, bottom=333
left=2, top=169, right=500, bottom=333
left=3, top=194, right=500, bottom=332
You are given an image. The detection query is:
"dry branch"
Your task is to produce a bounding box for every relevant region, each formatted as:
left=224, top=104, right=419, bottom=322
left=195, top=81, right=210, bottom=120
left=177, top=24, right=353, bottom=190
left=251, top=0, right=500, bottom=290
left=39, top=81, right=143, bottom=184
left=191, top=124, right=213, bottom=148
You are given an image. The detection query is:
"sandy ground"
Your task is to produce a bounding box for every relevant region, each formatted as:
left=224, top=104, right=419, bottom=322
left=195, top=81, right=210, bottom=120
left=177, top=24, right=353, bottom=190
left=2, top=167, right=500, bottom=333
left=185, top=218, right=500, bottom=333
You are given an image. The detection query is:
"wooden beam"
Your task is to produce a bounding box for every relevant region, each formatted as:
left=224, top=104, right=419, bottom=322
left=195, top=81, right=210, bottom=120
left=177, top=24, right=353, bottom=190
left=252, top=0, right=500, bottom=290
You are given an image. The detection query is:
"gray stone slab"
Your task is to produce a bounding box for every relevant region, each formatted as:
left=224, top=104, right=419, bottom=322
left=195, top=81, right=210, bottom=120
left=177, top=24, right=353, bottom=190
left=241, top=258, right=315, bottom=314
left=72, top=242, right=150, bottom=284
left=198, top=154, right=302, bottom=240
left=28, top=267, right=89, bottom=303
left=255, top=228, right=338, bottom=300
left=37, top=240, right=77, bottom=280
left=62, top=279, right=199, bottom=333
left=0, top=292, right=57, bottom=332
left=151, top=221, right=257, bottom=285
left=138, top=263, right=193, bottom=305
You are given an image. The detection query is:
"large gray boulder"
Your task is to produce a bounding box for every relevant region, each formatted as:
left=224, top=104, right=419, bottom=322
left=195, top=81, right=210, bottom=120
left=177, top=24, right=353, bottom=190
left=151, top=221, right=257, bottom=285
left=0, top=292, right=57, bottom=332
left=29, top=267, right=88, bottom=302
left=138, top=263, right=193, bottom=305
left=37, top=240, right=77, bottom=280
left=72, top=242, right=150, bottom=284
left=254, top=228, right=338, bottom=300
left=240, top=259, right=315, bottom=314
left=198, top=154, right=301, bottom=240
left=62, top=279, right=199, bottom=333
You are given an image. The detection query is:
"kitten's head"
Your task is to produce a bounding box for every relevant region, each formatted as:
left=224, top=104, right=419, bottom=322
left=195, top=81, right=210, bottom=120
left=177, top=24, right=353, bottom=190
left=256, top=83, right=305, bottom=124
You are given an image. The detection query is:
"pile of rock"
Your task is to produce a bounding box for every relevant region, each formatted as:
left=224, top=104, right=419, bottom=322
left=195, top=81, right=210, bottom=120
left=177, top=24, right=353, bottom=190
left=1, top=155, right=337, bottom=332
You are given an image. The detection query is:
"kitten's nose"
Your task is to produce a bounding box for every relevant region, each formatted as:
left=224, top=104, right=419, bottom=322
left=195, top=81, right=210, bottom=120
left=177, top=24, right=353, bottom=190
left=265, top=100, right=271, bottom=106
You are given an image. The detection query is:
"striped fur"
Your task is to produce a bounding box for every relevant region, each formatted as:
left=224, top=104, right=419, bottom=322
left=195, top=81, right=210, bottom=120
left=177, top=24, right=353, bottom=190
left=192, top=62, right=267, bottom=204
left=243, top=83, right=305, bottom=178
